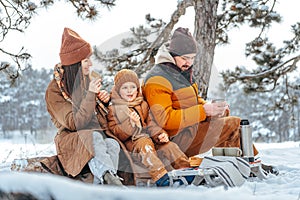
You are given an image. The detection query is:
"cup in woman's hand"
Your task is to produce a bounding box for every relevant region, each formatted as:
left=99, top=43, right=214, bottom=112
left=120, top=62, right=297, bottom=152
left=89, top=70, right=102, bottom=80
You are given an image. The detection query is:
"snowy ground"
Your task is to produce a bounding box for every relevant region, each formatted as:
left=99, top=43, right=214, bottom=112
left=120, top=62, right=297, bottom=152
left=0, top=131, right=300, bottom=200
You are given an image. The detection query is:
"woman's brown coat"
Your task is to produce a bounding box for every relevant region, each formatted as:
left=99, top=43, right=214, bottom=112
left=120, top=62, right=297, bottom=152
left=45, top=77, right=100, bottom=177
left=44, top=64, right=139, bottom=185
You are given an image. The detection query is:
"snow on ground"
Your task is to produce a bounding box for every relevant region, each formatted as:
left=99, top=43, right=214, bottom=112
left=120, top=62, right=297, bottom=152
left=0, top=132, right=299, bottom=200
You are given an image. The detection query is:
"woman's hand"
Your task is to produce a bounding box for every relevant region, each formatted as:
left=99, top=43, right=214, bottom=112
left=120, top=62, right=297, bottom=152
left=157, top=132, right=169, bottom=143
left=97, top=90, right=110, bottom=103
left=88, top=78, right=102, bottom=94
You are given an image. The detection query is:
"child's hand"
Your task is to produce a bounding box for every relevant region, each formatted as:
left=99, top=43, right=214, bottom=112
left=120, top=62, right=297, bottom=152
left=157, top=132, right=169, bottom=143
left=97, top=90, right=110, bottom=103
left=129, top=111, right=140, bottom=127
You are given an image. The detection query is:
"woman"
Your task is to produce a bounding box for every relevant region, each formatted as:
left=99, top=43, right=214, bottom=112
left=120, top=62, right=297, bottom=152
left=45, top=27, right=123, bottom=186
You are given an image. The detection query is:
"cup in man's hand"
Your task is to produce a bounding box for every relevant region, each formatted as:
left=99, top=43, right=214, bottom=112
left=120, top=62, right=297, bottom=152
left=211, top=99, right=226, bottom=117
left=211, top=98, right=226, bottom=104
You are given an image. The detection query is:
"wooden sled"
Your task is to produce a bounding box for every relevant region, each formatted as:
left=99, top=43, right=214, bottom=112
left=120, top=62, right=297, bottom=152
left=9, top=154, right=267, bottom=188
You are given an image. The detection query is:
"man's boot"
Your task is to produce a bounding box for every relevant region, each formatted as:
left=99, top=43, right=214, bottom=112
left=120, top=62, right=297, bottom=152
left=261, top=163, right=279, bottom=176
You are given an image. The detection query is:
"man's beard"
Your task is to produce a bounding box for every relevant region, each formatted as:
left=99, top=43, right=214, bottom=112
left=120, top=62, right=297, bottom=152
left=181, top=65, right=190, bottom=70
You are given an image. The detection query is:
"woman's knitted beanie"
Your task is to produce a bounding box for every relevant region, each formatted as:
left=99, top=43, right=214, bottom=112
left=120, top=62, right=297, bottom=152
left=59, top=27, right=92, bottom=65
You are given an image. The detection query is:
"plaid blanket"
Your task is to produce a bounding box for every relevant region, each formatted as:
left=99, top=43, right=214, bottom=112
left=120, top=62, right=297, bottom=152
left=200, top=156, right=251, bottom=187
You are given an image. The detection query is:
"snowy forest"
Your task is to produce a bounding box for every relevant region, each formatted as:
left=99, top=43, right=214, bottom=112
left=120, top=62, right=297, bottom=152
left=0, top=67, right=56, bottom=140
left=1, top=0, right=299, bottom=143
left=0, top=65, right=299, bottom=143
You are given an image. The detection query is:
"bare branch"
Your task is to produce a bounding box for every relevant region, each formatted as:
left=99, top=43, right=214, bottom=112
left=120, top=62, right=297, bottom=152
left=237, top=55, right=300, bottom=79
left=1, top=0, right=117, bottom=80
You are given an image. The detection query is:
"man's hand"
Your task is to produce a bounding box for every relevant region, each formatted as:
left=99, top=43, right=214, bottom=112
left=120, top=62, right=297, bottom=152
left=203, top=101, right=228, bottom=117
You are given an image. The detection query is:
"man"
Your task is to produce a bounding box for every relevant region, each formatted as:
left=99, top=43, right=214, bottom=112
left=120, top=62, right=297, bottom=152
left=142, top=27, right=278, bottom=175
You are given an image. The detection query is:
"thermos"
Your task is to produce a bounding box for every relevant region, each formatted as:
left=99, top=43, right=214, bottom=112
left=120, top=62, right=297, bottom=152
left=240, top=119, right=254, bottom=162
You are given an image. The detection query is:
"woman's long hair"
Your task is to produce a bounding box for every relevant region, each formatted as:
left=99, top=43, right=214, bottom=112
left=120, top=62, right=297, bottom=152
left=62, top=62, right=82, bottom=96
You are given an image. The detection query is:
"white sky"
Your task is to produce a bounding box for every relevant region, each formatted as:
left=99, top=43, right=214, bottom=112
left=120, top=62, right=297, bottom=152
left=1, top=0, right=298, bottom=72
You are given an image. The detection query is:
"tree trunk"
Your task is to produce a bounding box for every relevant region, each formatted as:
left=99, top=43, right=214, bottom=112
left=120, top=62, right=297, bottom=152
left=298, top=107, right=300, bottom=140
left=193, top=0, right=218, bottom=98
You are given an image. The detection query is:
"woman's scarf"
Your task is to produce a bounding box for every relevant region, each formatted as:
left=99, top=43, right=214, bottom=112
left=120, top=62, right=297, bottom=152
left=53, top=64, right=73, bottom=104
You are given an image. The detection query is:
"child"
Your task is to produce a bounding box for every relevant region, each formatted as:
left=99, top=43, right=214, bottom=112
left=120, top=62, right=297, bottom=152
left=107, top=69, right=193, bottom=186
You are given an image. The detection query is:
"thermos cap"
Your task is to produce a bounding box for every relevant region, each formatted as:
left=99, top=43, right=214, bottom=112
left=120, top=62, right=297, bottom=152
left=240, top=119, right=250, bottom=125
